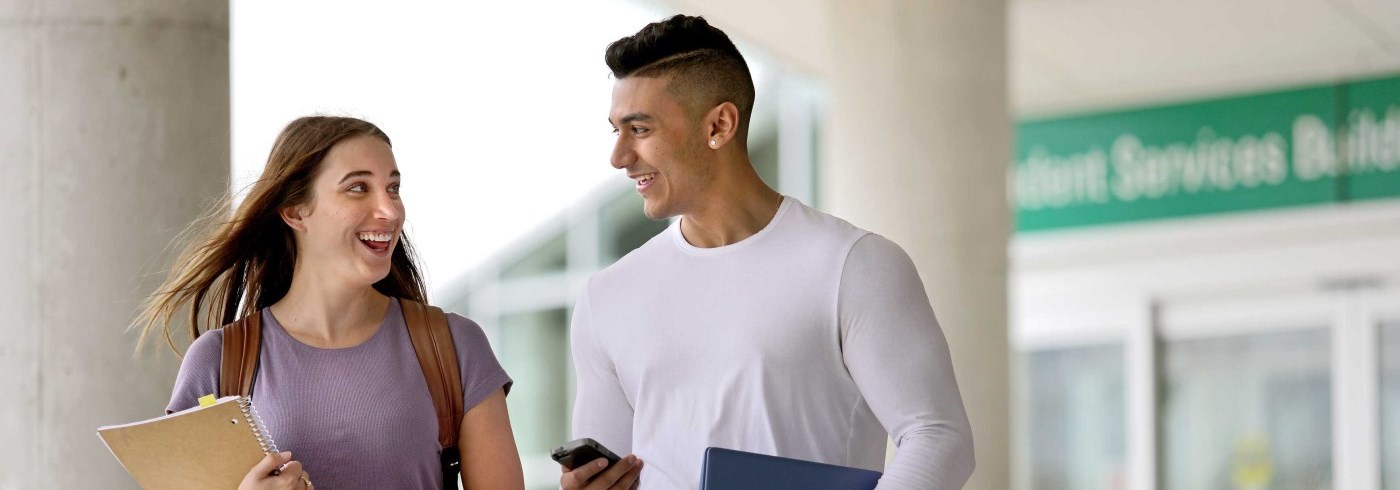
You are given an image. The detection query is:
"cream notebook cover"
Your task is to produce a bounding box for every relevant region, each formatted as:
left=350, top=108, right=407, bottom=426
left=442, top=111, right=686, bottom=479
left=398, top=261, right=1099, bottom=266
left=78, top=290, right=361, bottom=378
left=97, top=396, right=275, bottom=490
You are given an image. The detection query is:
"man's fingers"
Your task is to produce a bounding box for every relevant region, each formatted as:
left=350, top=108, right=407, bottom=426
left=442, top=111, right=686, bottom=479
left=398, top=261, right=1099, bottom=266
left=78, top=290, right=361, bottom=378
left=561, top=455, right=644, bottom=490
left=613, top=459, right=643, bottom=490
left=561, top=458, right=607, bottom=489
left=585, top=456, right=637, bottom=490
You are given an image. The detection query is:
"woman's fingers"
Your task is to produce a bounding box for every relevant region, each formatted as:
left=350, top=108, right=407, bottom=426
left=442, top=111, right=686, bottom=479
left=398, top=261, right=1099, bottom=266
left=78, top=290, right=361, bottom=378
left=240, top=452, right=295, bottom=489
left=278, top=460, right=303, bottom=479
left=250, top=451, right=291, bottom=476
left=273, top=461, right=305, bottom=490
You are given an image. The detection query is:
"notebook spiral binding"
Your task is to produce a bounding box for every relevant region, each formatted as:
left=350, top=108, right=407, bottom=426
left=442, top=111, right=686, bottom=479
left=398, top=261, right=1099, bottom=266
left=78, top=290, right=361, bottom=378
left=237, top=397, right=279, bottom=454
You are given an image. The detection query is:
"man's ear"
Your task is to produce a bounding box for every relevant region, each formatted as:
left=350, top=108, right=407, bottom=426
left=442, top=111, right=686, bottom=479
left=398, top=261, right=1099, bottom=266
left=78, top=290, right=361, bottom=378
left=703, top=101, right=741, bottom=150
left=280, top=205, right=308, bottom=232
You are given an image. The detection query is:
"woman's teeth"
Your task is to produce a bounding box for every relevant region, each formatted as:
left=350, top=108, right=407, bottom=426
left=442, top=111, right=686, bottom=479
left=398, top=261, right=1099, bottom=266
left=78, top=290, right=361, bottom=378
left=357, top=231, right=393, bottom=242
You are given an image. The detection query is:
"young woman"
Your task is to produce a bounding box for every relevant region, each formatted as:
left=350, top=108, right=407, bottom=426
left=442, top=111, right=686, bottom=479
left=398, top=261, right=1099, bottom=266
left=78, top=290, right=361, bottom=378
left=133, top=116, right=524, bottom=489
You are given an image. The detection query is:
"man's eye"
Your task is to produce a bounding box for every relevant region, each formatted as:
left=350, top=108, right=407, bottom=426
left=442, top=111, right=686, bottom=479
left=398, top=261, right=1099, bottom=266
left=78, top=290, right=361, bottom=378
left=631, top=127, right=648, bottom=135
left=389, top=183, right=401, bottom=194
left=611, top=127, right=620, bottom=135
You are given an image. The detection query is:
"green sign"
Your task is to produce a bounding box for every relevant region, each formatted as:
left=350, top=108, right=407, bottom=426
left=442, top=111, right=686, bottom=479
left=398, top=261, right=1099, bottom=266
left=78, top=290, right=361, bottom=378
left=1014, top=75, right=1400, bottom=232
left=1344, top=76, right=1400, bottom=202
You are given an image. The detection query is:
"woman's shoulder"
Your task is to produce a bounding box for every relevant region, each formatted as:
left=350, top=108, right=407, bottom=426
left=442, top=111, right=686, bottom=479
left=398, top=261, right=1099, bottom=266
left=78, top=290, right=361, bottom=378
left=183, top=328, right=225, bottom=369
left=397, top=299, right=491, bottom=356
left=442, top=311, right=490, bottom=349
left=439, top=310, right=512, bottom=402
left=167, top=328, right=226, bottom=413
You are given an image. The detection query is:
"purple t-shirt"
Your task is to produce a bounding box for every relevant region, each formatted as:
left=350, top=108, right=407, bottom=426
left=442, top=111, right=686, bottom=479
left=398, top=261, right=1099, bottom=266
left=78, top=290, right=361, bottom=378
left=166, top=299, right=512, bottom=489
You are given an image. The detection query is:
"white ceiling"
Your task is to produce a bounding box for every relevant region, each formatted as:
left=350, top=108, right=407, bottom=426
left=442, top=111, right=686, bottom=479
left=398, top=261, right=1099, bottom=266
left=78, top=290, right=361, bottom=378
left=655, top=0, right=1400, bottom=117
left=1012, top=0, right=1400, bottom=117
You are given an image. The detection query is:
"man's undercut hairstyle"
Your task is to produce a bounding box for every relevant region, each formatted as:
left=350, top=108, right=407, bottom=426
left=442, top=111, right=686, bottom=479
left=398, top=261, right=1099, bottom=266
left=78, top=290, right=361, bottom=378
left=606, top=15, right=756, bottom=140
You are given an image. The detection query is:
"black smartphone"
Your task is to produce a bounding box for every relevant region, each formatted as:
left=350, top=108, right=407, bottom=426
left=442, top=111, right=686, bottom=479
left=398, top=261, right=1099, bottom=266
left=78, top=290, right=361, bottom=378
left=551, top=437, right=622, bottom=471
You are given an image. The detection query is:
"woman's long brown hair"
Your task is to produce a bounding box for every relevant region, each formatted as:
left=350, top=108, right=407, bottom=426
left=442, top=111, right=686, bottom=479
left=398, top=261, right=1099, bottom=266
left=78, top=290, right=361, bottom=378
left=133, top=116, right=427, bottom=354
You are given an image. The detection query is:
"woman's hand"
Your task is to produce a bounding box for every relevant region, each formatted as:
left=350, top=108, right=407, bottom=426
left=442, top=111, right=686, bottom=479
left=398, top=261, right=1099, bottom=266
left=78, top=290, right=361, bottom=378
left=239, top=451, right=314, bottom=490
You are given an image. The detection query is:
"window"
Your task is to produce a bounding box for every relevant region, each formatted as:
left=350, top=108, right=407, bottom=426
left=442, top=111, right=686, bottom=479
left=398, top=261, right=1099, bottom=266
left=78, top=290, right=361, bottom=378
left=1020, top=344, right=1125, bottom=489
left=498, top=308, right=570, bottom=490
left=1383, top=321, right=1400, bottom=489
left=1161, top=329, right=1331, bottom=490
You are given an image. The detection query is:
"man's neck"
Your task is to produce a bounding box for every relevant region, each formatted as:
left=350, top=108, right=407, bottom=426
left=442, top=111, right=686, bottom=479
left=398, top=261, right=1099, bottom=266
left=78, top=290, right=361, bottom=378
left=269, top=264, right=391, bottom=348
left=679, top=167, right=783, bottom=249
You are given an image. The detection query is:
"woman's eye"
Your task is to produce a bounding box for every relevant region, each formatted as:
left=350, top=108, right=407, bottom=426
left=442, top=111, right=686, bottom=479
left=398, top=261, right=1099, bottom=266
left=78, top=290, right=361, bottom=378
left=349, top=183, right=366, bottom=193
left=389, top=184, right=401, bottom=194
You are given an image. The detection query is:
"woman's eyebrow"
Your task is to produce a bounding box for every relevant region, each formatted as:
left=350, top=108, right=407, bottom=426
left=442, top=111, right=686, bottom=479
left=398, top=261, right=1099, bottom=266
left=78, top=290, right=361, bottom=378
left=338, top=169, right=401, bottom=184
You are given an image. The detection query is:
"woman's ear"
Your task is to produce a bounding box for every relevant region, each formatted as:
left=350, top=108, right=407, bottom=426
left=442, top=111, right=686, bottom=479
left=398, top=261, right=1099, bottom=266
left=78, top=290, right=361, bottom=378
left=279, top=205, right=308, bottom=232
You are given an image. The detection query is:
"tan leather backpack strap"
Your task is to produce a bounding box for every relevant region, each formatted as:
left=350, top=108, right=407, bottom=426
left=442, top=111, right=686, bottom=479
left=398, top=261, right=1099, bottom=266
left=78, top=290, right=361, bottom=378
left=402, top=299, right=464, bottom=449
left=218, top=312, right=262, bottom=398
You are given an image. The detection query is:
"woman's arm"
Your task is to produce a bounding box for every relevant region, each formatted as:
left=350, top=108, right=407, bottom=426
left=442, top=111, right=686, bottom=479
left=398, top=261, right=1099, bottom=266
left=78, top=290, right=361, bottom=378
left=458, top=387, right=524, bottom=490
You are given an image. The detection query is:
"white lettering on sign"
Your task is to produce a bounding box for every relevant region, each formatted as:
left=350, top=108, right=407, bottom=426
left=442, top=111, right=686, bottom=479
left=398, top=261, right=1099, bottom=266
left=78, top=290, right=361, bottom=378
left=1110, top=129, right=1287, bottom=202
left=1344, top=107, right=1400, bottom=174
left=1014, top=106, right=1400, bottom=212
left=1015, top=146, right=1109, bottom=210
left=1293, top=114, right=1336, bottom=180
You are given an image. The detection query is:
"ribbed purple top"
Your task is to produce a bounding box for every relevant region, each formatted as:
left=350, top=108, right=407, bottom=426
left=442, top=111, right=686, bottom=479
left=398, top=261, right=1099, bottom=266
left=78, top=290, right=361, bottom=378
left=167, top=299, right=512, bottom=489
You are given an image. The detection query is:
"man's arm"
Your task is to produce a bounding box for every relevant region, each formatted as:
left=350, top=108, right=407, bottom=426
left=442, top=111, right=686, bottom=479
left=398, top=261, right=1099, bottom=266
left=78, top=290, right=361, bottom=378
left=568, top=285, right=635, bottom=458
left=839, top=234, right=975, bottom=489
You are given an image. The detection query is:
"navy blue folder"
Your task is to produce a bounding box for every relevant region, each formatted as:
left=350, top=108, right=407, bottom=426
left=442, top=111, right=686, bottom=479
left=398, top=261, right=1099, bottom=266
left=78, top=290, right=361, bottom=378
left=699, top=447, right=883, bottom=490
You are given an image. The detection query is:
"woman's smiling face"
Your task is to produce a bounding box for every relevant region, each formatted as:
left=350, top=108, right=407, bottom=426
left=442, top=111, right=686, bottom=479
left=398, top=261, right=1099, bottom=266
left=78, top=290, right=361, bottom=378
left=285, top=135, right=404, bottom=287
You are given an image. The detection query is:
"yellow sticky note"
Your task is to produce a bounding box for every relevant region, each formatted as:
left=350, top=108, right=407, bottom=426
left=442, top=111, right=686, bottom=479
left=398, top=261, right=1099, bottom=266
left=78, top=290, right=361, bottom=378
left=198, top=394, right=217, bottom=407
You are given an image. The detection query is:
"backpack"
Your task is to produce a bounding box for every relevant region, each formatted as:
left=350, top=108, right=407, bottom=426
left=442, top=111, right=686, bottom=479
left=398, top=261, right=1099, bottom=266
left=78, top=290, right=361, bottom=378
left=217, top=299, right=464, bottom=486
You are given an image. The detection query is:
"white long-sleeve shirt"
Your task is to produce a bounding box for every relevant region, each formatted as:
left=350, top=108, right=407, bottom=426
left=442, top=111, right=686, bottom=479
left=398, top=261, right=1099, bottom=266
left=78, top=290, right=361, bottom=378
left=570, top=197, right=975, bottom=489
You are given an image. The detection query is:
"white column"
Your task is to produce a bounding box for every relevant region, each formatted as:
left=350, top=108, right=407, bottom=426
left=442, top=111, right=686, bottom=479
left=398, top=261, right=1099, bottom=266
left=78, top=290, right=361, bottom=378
left=1126, top=300, right=1159, bottom=490
left=821, top=2, right=1010, bottom=489
left=0, top=1, right=229, bottom=487
left=1333, top=291, right=1380, bottom=490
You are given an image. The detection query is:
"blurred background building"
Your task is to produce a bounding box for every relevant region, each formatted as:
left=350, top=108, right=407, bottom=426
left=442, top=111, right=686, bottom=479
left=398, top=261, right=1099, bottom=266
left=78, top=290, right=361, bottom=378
left=2, top=0, right=1398, bottom=489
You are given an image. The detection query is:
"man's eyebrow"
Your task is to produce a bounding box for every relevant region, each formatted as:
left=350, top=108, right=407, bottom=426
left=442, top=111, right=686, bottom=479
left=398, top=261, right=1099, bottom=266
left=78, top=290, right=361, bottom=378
left=609, top=112, right=654, bottom=126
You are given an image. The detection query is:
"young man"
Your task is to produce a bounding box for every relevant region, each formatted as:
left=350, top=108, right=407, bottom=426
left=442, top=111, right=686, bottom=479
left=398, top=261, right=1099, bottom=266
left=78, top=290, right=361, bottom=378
left=560, top=15, right=974, bottom=490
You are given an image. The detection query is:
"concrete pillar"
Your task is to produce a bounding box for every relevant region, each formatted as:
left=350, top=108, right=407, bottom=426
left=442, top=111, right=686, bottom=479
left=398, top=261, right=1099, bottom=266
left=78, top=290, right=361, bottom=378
left=821, top=2, right=1010, bottom=489
left=0, top=0, right=229, bottom=487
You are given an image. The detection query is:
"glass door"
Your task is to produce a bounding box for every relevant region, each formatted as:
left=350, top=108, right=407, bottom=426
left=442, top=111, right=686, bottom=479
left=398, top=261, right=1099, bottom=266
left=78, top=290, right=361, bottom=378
left=1157, top=294, right=1336, bottom=490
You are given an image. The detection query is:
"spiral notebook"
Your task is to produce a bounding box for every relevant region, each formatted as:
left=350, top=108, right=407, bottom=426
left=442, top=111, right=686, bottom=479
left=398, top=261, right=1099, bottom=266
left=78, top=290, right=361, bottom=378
left=97, top=396, right=277, bottom=490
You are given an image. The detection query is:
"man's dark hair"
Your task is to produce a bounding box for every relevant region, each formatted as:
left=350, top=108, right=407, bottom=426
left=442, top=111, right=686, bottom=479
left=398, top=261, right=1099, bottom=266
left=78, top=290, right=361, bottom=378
left=606, top=15, right=756, bottom=141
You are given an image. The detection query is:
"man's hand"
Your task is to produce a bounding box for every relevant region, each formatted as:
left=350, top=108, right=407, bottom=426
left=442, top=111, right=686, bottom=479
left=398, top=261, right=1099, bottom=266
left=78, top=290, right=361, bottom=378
left=559, top=454, right=643, bottom=490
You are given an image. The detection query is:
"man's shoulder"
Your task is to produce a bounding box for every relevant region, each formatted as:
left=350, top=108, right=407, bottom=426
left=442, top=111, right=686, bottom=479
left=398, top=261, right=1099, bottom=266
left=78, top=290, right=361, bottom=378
left=588, top=222, right=674, bottom=287
left=776, top=200, right=874, bottom=261
left=785, top=200, right=869, bottom=237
